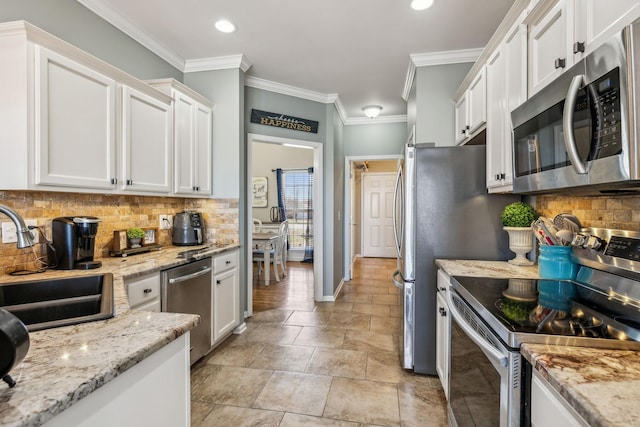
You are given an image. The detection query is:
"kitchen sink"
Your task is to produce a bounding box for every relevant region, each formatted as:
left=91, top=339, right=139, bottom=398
left=0, top=274, right=114, bottom=331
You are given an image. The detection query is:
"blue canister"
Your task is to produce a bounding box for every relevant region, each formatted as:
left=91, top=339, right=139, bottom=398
left=538, top=246, right=578, bottom=280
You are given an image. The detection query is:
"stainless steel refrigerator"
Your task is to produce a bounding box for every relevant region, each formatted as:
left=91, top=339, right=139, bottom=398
left=392, top=142, right=519, bottom=375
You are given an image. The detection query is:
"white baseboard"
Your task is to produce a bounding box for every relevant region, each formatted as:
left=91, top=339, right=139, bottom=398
left=233, top=322, right=247, bottom=334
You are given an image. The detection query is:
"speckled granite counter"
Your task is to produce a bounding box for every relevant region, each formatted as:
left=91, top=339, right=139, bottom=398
left=437, top=259, right=640, bottom=427
left=0, top=243, right=239, bottom=427
left=436, top=259, right=539, bottom=278
left=522, top=343, right=640, bottom=427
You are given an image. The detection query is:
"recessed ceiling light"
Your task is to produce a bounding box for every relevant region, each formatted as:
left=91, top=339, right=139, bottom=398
left=362, top=105, right=383, bottom=118
left=411, top=0, right=434, bottom=11
left=215, top=19, right=236, bottom=33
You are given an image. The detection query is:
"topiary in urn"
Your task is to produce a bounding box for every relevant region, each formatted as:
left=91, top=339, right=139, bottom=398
left=127, top=227, right=145, bottom=248
left=501, top=202, right=538, bottom=265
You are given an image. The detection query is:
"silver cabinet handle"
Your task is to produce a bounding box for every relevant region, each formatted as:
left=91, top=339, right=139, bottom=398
left=143, top=288, right=152, bottom=294
left=573, top=41, right=585, bottom=54
left=554, top=58, right=566, bottom=69
left=563, top=74, right=588, bottom=174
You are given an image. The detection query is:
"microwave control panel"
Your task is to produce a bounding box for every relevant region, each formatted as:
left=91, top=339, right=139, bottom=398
left=590, top=67, right=622, bottom=159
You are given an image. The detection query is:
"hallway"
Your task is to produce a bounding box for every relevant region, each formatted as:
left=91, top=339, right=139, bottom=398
left=190, top=257, right=448, bottom=426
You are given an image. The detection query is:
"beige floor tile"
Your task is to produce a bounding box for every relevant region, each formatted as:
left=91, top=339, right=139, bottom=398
left=343, top=284, right=389, bottom=295
left=279, top=413, right=360, bottom=426
left=323, top=377, right=400, bottom=425
left=326, top=312, right=371, bottom=331
left=370, top=315, right=401, bottom=334
left=398, top=380, right=448, bottom=427
left=335, top=292, right=372, bottom=304
left=285, top=310, right=332, bottom=327
left=191, top=365, right=273, bottom=407
left=389, top=305, right=403, bottom=318
left=202, top=341, right=264, bottom=367
left=293, top=326, right=346, bottom=348
left=191, top=400, right=214, bottom=425
left=314, top=302, right=353, bottom=312
left=253, top=371, right=332, bottom=416
left=279, top=300, right=318, bottom=311
left=371, top=294, right=400, bottom=305
left=365, top=351, right=407, bottom=383
left=306, top=347, right=367, bottom=379
left=247, top=308, right=293, bottom=324
left=352, top=303, right=391, bottom=317
left=248, top=344, right=314, bottom=372
left=242, top=323, right=302, bottom=345
left=343, top=329, right=396, bottom=353
left=198, top=404, right=284, bottom=427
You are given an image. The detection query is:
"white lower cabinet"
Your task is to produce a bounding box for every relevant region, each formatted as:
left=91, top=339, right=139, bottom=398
left=436, top=269, right=451, bottom=400
left=531, top=369, right=588, bottom=426
left=44, top=334, right=190, bottom=427
left=127, top=271, right=161, bottom=312
left=212, top=250, right=239, bottom=343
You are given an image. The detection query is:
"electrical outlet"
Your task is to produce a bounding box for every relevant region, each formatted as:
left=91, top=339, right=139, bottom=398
left=159, top=214, right=173, bottom=230
left=1, top=219, right=39, bottom=244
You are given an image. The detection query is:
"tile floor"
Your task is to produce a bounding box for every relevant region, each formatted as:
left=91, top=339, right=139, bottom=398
left=190, top=257, right=448, bottom=426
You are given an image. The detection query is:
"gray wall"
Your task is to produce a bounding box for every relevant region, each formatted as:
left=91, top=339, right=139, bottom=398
left=332, top=106, right=345, bottom=293
left=344, top=123, right=407, bottom=156
left=1, top=0, right=182, bottom=81
left=415, top=63, right=473, bottom=146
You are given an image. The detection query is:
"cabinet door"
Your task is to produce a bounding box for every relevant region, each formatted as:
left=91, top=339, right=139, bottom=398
left=193, top=101, right=212, bottom=195
left=35, top=46, right=117, bottom=190
left=435, top=269, right=450, bottom=400
left=173, top=92, right=196, bottom=194
left=467, top=67, right=487, bottom=134
left=531, top=370, right=588, bottom=427
left=486, top=47, right=506, bottom=190
left=574, top=0, right=640, bottom=58
left=121, top=86, right=172, bottom=194
left=213, top=267, right=239, bottom=342
left=529, top=0, right=571, bottom=96
left=454, top=93, right=468, bottom=145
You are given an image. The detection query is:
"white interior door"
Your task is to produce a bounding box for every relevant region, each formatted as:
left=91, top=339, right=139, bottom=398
left=362, top=172, right=396, bottom=258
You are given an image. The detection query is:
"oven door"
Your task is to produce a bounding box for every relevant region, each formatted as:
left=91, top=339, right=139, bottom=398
left=448, top=289, right=523, bottom=427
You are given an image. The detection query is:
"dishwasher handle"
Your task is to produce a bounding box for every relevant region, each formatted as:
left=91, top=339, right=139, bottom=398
left=168, top=266, right=212, bottom=284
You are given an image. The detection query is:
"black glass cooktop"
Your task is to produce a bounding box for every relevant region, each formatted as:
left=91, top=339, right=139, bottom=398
left=450, top=276, right=640, bottom=348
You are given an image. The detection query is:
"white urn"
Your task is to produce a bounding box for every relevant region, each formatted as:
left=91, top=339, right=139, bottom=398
left=503, top=226, right=534, bottom=266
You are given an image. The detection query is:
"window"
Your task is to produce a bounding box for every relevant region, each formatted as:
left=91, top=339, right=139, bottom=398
left=280, top=169, right=313, bottom=260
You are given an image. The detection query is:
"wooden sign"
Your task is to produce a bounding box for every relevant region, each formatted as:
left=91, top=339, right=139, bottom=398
left=250, top=109, right=319, bottom=133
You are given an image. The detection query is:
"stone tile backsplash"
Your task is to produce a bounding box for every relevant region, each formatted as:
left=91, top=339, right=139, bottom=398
left=536, top=194, right=640, bottom=231
left=0, top=191, right=238, bottom=275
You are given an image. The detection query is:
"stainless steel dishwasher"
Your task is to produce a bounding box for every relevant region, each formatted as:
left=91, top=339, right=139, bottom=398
left=161, top=257, right=212, bottom=365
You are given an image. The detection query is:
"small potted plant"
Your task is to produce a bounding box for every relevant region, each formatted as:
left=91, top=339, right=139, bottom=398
left=501, top=201, right=538, bottom=265
left=127, top=227, right=145, bottom=249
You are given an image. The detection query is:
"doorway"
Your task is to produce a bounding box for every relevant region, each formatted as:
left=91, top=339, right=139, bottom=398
left=344, top=155, right=401, bottom=281
left=246, top=133, right=324, bottom=317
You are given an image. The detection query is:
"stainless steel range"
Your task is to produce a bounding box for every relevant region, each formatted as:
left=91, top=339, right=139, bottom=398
left=447, top=228, right=640, bottom=427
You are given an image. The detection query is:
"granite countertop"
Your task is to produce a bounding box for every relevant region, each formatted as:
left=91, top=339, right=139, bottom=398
left=0, top=243, right=239, bottom=427
left=436, top=259, right=640, bottom=427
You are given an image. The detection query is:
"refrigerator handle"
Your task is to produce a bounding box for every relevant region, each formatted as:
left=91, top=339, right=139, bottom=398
left=391, top=270, right=404, bottom=290
left=392, top=164, right=403, bottom=258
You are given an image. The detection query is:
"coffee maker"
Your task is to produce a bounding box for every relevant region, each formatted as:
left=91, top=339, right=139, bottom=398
left=50, top=217, right=102, bottom=270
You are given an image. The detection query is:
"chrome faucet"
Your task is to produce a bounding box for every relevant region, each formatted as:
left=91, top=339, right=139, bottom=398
left=0, top=203, right=34, bottom=249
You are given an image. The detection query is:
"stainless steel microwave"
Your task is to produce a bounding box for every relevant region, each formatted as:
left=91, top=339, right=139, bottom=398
left=511, top=18, right=640, bottom=194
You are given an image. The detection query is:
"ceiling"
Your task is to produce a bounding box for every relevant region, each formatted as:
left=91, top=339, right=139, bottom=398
left=79, top=0, right=514, bottom=122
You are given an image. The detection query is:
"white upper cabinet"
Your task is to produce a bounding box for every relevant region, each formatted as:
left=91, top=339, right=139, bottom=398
left=120, top=86, right=172, bottom=194
left=528, top=0, right=571, bottom=96
left=528, top=0, right=640, bottom=96
left=454, top=67, right=486, bottom=145
left=0, top=21, right=173, bottom=196
left=147, top=79, right=213, bottom=197
left=487, top=13, right=528, bottom=193
left=35, top=46, right=118, bottom=190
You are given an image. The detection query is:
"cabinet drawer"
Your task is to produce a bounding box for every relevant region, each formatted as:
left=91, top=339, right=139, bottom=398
left=214, top=251, right=237, bottom=274
left=127, top=272, right=160, bottom=308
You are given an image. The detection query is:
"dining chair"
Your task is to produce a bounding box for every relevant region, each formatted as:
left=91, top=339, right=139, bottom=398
left=253, top=220, right=288, bottom=281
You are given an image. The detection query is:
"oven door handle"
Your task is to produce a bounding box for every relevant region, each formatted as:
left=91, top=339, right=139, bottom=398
left=563, top=74, right=588, bottom=175
left=448, top=292, right=509, bottom=368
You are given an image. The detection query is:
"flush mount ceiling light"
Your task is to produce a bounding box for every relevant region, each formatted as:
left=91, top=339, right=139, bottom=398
left=362, top=105, right=383, bottom=118
left=411, top=0, right=434, bottom=11
left=215, top=19, right=236, bottom=33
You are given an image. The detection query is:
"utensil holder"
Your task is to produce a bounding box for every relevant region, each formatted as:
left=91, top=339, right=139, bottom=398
left=538, top=246, right=578, bottom=280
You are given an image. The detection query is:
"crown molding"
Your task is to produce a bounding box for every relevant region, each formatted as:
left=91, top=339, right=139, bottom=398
left=245, top=76, right=339, bottom=104
left=344, top=115, right=408, bottom=126
left=77, top=0, right=185, bottom=71
left=184, top=54, right=252, bottom=73
left=401, top=48, right=483, bottom=101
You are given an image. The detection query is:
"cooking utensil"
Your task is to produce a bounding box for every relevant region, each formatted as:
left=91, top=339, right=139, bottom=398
left=555, top=229, right=575, bottom=246
left=553, top=213, right=582, bottom=232
left=0, top=308, right=30, bottom=388
left=533, top=217, right=558, bottom=245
